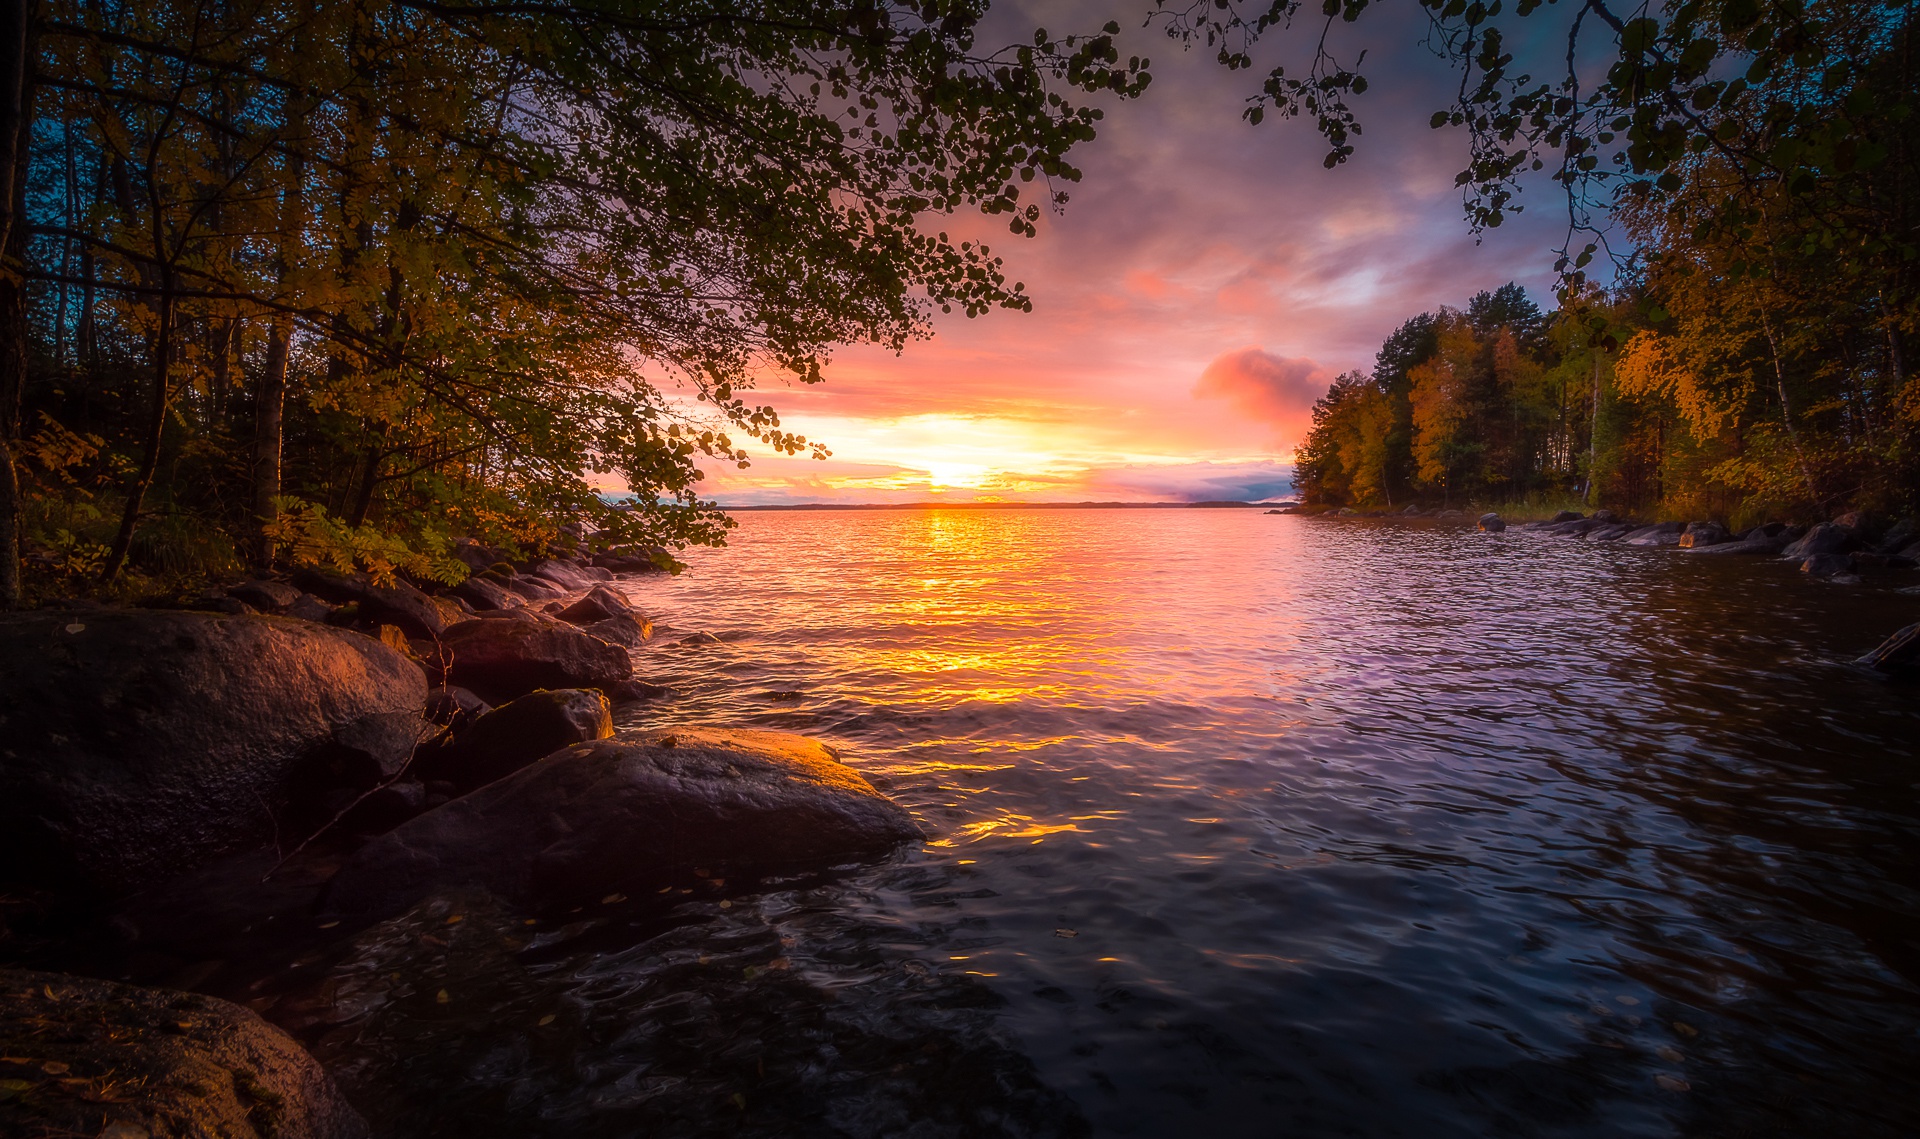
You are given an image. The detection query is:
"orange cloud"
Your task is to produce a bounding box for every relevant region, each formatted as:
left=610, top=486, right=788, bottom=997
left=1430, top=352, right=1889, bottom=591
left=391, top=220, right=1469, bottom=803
left=1192, top=348, right=1337, bottom=453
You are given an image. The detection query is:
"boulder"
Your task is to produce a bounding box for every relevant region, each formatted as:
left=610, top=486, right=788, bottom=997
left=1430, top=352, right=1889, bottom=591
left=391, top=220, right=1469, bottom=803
left=1857, top=623, right=1920, bottom=671
left=425, top=688, right=613, bottom=793
left=525, top=558, right=598, bottom=591
left=1782, top=522, right=1857, bottom=558
left=1878, top=517, right=1917, bottom=554
left=1548, top=510, right=1583, bottom=523
left=336, top=779, right=430, bottom=834
left=1401, top=504, right=1422, bottom=516
left=450, top=540, right=508, bottom=575
left=501, top=573, right=566, bottom=601
left=435, top=615, right=632, bottom=703
left=0, top=968, right=367, bottom=1139
left=1685, top=528, right=1796, bottom=555
left=1478, top=512, right=1505, bottom=532
left=1592, top=509, right=1618, bottom=523
left=1437, top=509, right=1466, bottom=520
left=555, top=584, right=637, bottom=626
left=1678, top=521, right=1729, bottom=548
left=585, top=613, right=654, bottom=648
left=425, top=685, right=491, bottom=732
left=450, top=573, right=521, bottom=612
left=323, top=729, right=923, bottom=920
left=1832, top=510, right=1868, bottom=532
left=1623, top=521, right=1685, bottom=547
left=1589, top=525, right=1636, bottom=542
left=1800, top=553, right=1857, bottom=578
left=227, top=579, right=302, bottom=612
left=0, top=610, right=427, bottom=896
left=592, top=545, right=671, bottom=573
left=292, top=568, right=456, bottom=641
left=285, top=593, right=334, bottom=623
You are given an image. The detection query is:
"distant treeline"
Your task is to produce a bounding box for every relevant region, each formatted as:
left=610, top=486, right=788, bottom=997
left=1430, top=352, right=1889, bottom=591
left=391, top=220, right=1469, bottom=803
left=1300, top=271, right=1916, bottom=525
left=1291, top=10, right=1917, bottom=526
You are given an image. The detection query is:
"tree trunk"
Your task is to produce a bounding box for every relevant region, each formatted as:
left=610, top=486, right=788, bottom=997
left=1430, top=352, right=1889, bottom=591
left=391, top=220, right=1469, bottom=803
left=252, top=319, right=289, bottom=568
left=102, top=279, right=175, bottom=584
left=0, top=1, right=35, bottom=609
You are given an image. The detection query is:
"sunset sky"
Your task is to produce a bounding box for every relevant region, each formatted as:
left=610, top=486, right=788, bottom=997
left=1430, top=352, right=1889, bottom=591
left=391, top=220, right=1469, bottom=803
left=689, top=5, right=1568, bottom=506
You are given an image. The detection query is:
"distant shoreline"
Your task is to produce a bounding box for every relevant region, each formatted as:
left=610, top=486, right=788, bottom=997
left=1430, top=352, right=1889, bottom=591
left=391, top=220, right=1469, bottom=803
left=722, top=500, right=1296, bottom=512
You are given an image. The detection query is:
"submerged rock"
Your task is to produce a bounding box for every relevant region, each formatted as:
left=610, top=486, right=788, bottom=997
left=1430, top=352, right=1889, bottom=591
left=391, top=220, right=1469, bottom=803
left=1857, top=623, right=1920, bottom=670
left=0, top=610, right=427, bottom=896
left=435, top=615, right=632, bottom=703
left=0, top=968, right=367, bottom=1139
left=324, top=729, right=924, bottom=920
left=424, top=688, right=614, bottom=793
left=1478, top=512, right=1506, bottom=532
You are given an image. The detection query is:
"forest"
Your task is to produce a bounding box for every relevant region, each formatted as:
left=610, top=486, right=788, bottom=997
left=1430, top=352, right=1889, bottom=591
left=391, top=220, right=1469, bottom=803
left=0, top=1, right=1147, bottom=607
left=1288, top=4, right=1918, bottom=523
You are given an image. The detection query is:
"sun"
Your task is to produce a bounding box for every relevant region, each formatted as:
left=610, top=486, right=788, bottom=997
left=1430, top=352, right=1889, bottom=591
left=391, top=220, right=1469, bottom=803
left=924, top=461, right=989, bottom=490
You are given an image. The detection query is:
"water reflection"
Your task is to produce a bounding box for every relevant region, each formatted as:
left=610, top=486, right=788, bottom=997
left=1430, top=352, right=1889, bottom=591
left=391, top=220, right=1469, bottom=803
left=606, top=510, right=1920, bottom=1137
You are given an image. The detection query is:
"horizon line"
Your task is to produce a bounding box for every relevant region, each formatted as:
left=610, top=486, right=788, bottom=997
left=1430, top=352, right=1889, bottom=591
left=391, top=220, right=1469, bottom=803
left=715, top=499, right=1299, bottom=512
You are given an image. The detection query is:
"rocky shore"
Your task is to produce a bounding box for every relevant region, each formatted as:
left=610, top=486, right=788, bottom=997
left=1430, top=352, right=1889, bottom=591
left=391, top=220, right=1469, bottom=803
left=1287, top=504, right=1920, bottom=671
left=0, top=539, right=924, bottom=1135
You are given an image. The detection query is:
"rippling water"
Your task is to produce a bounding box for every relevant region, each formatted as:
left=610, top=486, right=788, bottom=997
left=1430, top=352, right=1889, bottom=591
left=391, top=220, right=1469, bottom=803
left=133, top=510, right=1920, bottom=1136
left=449, top=507, right=1914, bottom=1139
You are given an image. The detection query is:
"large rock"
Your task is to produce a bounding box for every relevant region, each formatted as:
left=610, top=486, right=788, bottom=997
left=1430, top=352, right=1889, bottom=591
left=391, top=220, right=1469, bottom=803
left=324, top=729, right=923, bottom=919
left=1623, top=521, right=1685, bottom=546
left=524, top=558, right=598, bottom=592
left=584, top=613, right=654, bottom=648
left=292, top=568, right=461, bottom=641
left=1548, top=510, right=1582, bottom=523
left=0, top=968, right=367, bottom=1139
left=227, top=579, right=302, bottom=612
left=1878, top=516, right=1917, bottom=554
left=435, top=615, right=632, bottom=703
left=1782, top=522, right=1857, bottom=559
left=555, top=584, right=638, bottom=626
left=449, top=573, right=521, bottom=612
left=424, top=688, right=614, bottom=793
left=1478, top=512, right=1505, bottom=532
left=1857, top=623, right=1920, bottom=670
left=0, top=610, right=427, bottom=896
left=1685, top=527, right=1796, bottom=555
left=1678, top=521, right=1729, bottom=548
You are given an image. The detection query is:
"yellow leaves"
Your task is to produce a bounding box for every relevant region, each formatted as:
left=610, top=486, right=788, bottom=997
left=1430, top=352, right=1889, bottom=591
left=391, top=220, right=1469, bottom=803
left=1615, top=330, right=1745, bottom=438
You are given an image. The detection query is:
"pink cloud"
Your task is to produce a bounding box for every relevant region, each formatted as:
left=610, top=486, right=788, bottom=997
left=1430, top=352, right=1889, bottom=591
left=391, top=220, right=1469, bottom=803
left=1192, top=348, right=1336, bottom=451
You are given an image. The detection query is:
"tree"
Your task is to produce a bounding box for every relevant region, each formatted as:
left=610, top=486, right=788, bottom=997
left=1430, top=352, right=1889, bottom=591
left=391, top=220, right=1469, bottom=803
left=5, top=1, right=1151, bottom=599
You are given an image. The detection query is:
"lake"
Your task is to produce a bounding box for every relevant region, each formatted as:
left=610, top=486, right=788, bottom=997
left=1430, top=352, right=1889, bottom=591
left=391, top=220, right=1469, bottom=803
left=300, top=509, right=1920, bottom=1136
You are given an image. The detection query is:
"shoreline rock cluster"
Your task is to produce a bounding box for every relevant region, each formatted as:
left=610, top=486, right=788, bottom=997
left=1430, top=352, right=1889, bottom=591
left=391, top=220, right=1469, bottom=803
left=1292, top=505, right=1920, bottom=670
left=0, top=541, right=924, bottom=1133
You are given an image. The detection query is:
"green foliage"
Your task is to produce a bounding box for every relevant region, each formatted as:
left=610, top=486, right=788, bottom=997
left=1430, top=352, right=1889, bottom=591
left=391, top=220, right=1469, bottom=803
left=263, top=499, right=467, bottom=589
